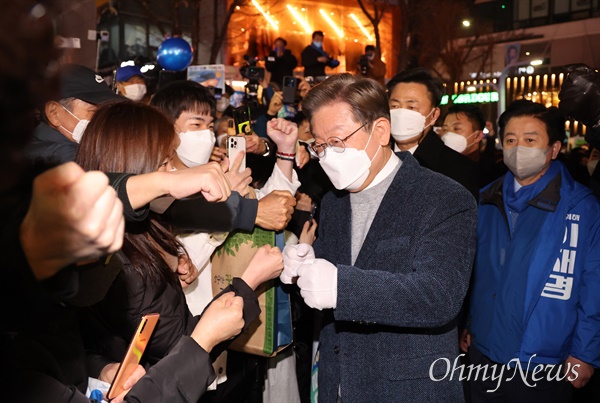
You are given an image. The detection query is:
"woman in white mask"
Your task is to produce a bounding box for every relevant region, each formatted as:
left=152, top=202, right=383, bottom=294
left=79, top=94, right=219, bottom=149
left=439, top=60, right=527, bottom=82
left=466, top=100, right=600, bottom=400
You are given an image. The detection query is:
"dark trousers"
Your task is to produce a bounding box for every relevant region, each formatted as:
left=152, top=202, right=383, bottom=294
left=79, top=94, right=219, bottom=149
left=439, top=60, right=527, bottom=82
left=468, top=345, right=573, bottom=403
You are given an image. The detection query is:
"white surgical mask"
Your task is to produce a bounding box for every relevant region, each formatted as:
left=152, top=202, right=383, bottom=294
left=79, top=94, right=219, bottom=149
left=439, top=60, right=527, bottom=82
left=312, top=41, right=322, bottom=48
left=318, top=126, right=380, bottom=191
left=60, top=105, right=90, bottom=143
left=177, top=129, right=216, bottom=167
left=588, top=159, right=599, bottom=176
left=441, top=131, right=479, bottom=154
left=216, top=97, right=230, bottom=112
left=389, top=108, right=434, bottom=142
left=503, top=146, right=550, bottom=180
left=123, top=83, right=147, bottom=101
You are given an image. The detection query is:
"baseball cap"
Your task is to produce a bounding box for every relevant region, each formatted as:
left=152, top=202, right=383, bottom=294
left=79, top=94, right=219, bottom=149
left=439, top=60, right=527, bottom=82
left=59, top=64, right=122, bottom=105
left=116, top=66, right=144, bottom=82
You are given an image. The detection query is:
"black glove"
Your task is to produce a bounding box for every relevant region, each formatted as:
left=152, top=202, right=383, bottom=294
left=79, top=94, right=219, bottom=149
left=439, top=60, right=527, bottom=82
left=559, top=64, right=600, bottom=128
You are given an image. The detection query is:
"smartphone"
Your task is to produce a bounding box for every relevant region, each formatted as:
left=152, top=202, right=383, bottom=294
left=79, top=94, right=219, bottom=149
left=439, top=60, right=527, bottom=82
left=107, top=314, right=160, bottom=400
left=233, top=106, right=251, bottom=135
left=227, top=136, right=247, bottom=173
left=213, top=87, right=223, bottom=100
left=282, top=76, right=298, bottom=104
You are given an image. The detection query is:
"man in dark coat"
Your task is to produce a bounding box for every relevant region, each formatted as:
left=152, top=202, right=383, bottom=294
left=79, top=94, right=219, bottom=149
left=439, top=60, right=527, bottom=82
left=387, top=68, right=479, bottom=199
left=280, top=73, right=477, bottom=402
left=265, top=37, right=298, bottom=86
left=26, top=64, right=122, bottom=164
left=301, top=31, right=340, bottom=79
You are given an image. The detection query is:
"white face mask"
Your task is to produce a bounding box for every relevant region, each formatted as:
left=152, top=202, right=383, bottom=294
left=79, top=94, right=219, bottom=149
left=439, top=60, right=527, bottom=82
left=312, top=41, right=322, bottom=48
left=60, top=105, right=90, bottom=143
left=588, top=159, right=599, bottom=176
left=216, top=97, right=230, bottom=112
left=123, top=83, right=147, bottom=101
left=318, top=125, right=381, bottom=191
left=389, top=108, right=434, bottom=142
left=176, top=129, right=216, bottom=167
left=503, top=146, right=550, bottom=180
left=441, top=131, right=479, bottom=154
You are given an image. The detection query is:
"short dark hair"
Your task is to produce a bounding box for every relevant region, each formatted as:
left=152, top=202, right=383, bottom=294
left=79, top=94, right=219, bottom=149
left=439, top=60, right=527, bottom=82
left=274, top=37, right=287, bottom=46
left=365, top=45, right=376, bottom=53
left=446, top=104, right=486, bottom=131
left=150, top=80, right=216, bottom=123
left=386, top=67, right=445, bottom=108
left=302, top=73, right=390, bottom=133
left=312, top=31, right=324, bottom=39
left=292, top=110, right=308, bottom=126
left=498, top=100, right=566, bottom=145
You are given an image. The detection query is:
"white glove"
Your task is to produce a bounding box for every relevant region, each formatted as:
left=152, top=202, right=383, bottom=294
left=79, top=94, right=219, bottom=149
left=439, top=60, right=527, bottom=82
left=280, top=243, right=315, bottom=284
left=296, top=258, right=338, bottom=310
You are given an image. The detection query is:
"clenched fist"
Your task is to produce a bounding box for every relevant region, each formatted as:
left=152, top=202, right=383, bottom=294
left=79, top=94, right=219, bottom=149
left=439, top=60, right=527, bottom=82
left=20, top=162, right=125, bottom=280
left=255, top=190, right=296, bottom=231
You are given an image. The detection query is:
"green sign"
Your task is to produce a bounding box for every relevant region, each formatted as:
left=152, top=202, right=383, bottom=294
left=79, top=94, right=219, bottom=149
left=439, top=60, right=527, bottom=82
left=441, top=91, right=499, bottom=105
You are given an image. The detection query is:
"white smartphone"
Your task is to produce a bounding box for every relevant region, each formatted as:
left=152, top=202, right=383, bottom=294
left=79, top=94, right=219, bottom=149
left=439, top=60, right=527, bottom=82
left=227, top=136, right=246, bottom=173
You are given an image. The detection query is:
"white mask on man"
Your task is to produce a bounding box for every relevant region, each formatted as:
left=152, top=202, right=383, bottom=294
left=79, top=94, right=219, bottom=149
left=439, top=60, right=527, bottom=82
left=122, top=84, right=147, bottom=101
left=503, top=146, right=550, bottom=180
left=60, top=105, right=90, bottom=143
left=319, top=125, right=380, bottom=191
left=177, top=129, right=216, bottom=167
left=441, top=131, right=479, bottom=153
left=389, top=108, right=434, bottom=142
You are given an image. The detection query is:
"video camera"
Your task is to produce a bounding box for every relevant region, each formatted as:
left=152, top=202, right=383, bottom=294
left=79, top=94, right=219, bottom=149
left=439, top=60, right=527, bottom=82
left=239, top=55, right=265, bottom=107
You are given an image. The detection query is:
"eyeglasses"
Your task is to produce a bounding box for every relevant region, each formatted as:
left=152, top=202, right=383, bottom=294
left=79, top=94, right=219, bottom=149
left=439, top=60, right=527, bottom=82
left=308, top=123, right=367, bottom=159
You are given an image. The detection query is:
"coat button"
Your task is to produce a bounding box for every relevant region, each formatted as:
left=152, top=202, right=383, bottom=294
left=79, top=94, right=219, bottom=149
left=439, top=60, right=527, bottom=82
left=333, top=346, right=340, bottom=354
left=218, top=367, right=224, bottom=374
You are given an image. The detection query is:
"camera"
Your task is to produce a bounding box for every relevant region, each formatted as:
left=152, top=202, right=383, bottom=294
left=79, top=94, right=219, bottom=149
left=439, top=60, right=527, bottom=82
left=240, top=55, right=265, bottom=82
left=241, top=65, right=265, bottom=81
left=359, top=55, right=369, bottom=76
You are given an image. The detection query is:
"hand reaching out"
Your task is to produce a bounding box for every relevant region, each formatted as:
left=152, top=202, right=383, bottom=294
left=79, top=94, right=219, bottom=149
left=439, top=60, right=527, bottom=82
left=242, top=245, right=284, bottom=290
left=168, top=162, right=231, bottom=202
left=20, top=162, right=124, bottom=280
left=191, top=292, right=245, bottom=353
left=255, top=190, right=296, bottom=230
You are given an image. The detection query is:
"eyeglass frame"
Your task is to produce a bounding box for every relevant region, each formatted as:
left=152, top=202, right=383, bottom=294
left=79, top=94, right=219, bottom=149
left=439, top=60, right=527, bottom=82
left=308, top=122, right=368, bottom=158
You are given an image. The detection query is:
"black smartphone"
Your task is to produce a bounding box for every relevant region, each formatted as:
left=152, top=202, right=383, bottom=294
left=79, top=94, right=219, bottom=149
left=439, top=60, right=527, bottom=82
left=282, top=76, right=298, bottom=104
left=213, top=87, right=223, bottom=100
left=233, top=106, right=251, bottom=135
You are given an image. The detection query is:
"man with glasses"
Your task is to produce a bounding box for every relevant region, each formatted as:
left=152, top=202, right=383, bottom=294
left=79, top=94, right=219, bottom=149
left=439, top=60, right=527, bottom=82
left=280, top=73, right=477, bottom=402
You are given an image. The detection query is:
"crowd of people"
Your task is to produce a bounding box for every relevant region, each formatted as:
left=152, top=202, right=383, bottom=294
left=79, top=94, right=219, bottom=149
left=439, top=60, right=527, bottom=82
left=2, top=1, right=600, bottom=403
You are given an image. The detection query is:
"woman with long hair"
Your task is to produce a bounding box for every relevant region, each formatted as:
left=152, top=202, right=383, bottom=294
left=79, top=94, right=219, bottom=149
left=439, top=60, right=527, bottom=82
left=76, top=101, right=283, bottom=391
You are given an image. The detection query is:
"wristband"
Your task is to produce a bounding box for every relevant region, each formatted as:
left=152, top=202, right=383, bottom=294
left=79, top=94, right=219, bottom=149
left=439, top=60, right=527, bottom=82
left=276, top=154, right=295, bottom=162
left=276, top=151, right=296, bottom=157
